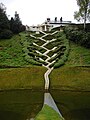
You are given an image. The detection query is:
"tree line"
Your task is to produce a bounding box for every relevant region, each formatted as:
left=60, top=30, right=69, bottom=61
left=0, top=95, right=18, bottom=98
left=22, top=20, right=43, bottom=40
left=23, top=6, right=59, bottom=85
left=0, top=3, right=25, bottom=39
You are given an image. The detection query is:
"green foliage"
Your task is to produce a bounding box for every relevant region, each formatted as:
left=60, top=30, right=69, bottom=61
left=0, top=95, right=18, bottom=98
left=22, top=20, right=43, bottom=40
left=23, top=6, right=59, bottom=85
left=20, top=33, right=43, bottom=66
left=0, top=3, right=10, bottom=30
left=74, top=0, right=90, bottom=30
left=54, top=31, right=64, bottom=38
left=54, top=59, right=65, bottom=68
left=39, top=48, right=46, bottom=54
left=43, top=34, right=54, bottom=40
left=0, top=3, right=13, bottom=39
left=10, top=12, right=26, bottom=34
left=0, top=29, right=13, bottom=39
left=53, top=34, right=70, bottom=68
left=77, top=23, right=90, bottom=32
left=22, top=47, right=29, bottom=54
left=0, top=35, right=29, bottom=67
left=24, top=55, right=41, bottom=66
left=66, top=41, right=90, bottom=66
left=0, top=3, right=25, bottom=39
left=64, top=26, right=90, bottom=48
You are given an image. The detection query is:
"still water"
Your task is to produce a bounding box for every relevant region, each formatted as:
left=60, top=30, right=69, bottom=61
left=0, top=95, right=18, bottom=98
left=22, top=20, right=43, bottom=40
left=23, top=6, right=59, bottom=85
left=51, top=90, right=90, bottom=120
left=0, top=90, right=44, bottom=120
left=0, top=90, right=90, bottom=120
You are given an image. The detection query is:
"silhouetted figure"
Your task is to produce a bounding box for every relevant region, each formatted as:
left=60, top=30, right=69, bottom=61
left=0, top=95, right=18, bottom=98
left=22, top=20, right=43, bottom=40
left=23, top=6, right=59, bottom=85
left=55, top=17, right=57, bottom=22
left=60, top=17, right=62, bottom=22
left=47, top=18, right=50, bottom=22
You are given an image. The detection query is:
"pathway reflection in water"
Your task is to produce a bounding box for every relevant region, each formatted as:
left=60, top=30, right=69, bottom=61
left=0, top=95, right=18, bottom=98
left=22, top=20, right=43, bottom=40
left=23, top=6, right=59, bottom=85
left=51, top=90, right=90, bottom=120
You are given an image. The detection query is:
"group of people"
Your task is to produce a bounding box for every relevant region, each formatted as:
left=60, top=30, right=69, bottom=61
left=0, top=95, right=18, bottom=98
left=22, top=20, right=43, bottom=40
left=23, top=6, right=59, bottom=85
left=55, top=17, right=63, bottom=22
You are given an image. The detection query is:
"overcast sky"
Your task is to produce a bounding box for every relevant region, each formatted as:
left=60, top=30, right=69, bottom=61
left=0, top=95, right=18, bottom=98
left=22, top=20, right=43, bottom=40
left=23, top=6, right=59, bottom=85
left=0, top=0, right=79, bottom=26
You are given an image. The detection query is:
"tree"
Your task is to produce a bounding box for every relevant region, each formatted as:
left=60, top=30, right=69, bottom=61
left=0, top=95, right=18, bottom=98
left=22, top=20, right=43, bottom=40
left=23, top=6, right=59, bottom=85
left=10, top=11, right=25, bottom=34
left=74, top=0, right=90, bottom=30
left=0, top=3, right=12, bottom=39
left=0, top=3, right=10, bottom=31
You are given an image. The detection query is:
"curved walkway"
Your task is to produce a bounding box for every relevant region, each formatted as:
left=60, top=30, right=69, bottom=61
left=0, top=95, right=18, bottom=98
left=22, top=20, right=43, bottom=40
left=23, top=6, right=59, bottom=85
left=31, top=31, right=58, bottom=90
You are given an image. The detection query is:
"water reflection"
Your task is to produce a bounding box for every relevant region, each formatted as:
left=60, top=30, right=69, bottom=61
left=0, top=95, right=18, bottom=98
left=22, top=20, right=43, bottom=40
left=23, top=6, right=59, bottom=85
left=51, top=90, right=90, bottom=120
left=0, top=90, right=44, bottom=120
left=0, top=90, right=90, bottom=120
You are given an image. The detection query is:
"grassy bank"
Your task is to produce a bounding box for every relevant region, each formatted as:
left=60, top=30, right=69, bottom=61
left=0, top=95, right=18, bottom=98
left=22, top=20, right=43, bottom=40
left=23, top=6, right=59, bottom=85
left=35, top=105, right=63, bottom=120
left=0, top=67, right=46, bottom=90
left=50, top=42, right=90, bottom=91
left=66, top=42, right=90, bottom=66
left=0, top=34, right=29, bottom=67
left=50, top=66, right=90, bottom=91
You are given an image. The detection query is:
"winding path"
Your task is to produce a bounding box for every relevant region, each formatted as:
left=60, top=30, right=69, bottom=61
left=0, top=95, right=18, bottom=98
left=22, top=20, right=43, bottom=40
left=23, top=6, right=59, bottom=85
left=31, top=31, right=58, bottom=90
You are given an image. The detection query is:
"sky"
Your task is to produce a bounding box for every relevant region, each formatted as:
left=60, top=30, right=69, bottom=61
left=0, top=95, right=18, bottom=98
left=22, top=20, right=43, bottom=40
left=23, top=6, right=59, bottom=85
left=0, top=0, right=79, bottom=26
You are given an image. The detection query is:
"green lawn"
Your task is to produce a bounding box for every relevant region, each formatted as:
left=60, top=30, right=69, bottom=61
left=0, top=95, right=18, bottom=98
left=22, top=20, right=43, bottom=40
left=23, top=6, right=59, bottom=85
left=0, top=66, right=46, bottom=90
left=35, top=105, right=63, bottom=120
left=50, top=66, right=90, bottom=91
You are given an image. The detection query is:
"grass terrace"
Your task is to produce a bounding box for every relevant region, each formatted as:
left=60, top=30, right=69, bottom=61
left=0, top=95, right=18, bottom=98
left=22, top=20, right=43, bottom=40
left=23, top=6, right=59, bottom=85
left=34, top=39, right=45, bottom=46
left=0, top=67, right=46, bottom=90
left=42, top=34, right=55, bottom=40
left=45, top=40, right=63, bottom=50
left=39, top=48, right=46, bottom=54
left=47, top=51, right=54, bottom=57
left=48, top=52, right=64, bottom=63
left=50, top=66, right=90, bottom=91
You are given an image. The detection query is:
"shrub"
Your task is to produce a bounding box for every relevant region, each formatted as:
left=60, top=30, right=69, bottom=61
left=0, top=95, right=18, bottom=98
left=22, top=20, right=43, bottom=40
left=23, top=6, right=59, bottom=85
left=63, top=26, right=74, bottom=36
left=0, top=29, right=13, bottom=39
left=81, top=32, right=90, bottom=48
left=54, top=59, right=65, bottom=68
left=61, top=55, right=68, bottom=61
left=64, top=26, right=90, bottom=49
left=25, top=55, right=41, bottom=65
left=22, top=47, right=29, bottom=53
left=54, top=32, right=65, bottom=39
left=54, top=37, right=70, bottom=68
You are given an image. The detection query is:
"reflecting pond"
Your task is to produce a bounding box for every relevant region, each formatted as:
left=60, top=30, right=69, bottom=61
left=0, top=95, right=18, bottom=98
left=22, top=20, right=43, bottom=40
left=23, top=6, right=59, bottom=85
left=0, top=90, right=90, bottom=120
left=51, top=90, right=90, bottom=120
left=0, top=90, right=44, bottom=120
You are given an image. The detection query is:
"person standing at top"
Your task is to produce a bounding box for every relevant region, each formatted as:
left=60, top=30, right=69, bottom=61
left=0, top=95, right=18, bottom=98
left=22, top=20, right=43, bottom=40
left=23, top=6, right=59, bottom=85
left=60, top=17, right=62, bottom=22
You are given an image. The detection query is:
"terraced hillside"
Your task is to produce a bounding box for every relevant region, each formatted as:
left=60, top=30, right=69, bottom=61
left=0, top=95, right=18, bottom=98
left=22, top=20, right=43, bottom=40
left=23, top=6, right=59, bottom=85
left=20, top=30, right=69, bottom=68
